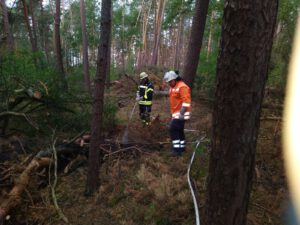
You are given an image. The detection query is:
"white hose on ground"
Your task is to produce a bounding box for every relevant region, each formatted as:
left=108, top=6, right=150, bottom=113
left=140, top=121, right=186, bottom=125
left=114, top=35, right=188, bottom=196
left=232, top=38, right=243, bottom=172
left=187, top=138, right=204, bottom=225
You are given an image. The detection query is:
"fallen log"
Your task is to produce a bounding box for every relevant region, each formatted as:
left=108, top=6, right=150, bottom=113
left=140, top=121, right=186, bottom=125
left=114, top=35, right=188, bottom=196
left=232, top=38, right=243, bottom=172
left=0, top=157, right=51, bottom=221
left=0, top=142, right=87, bottom=222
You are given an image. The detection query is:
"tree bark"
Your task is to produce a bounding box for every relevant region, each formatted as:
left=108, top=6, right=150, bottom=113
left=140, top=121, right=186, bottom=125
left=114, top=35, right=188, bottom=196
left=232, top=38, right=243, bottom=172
left=182, top=0, right=210, bottom=88
left=86, top=0, right=112, bottom=195
left=205, top=1, right=279, bottom=225
left=206, top=10, right=215, bottom=60
left=80, top=0, right=91, bottom=92
left=54, top=0, right=68, bottom=90
left=39, top=0, right=50, bottom=63
left=173, top=17, right=183, bottom=70
left=0, top=157, right=51, bottom=221
left=0, top=0, right=14, bottom=52
left=150, top=0, right=166, bottom=65
left=29, top=0, right=39, bottom=54
left=139, top=0, right=152, bottom=68
left=21, top=0, right=38, bottom=66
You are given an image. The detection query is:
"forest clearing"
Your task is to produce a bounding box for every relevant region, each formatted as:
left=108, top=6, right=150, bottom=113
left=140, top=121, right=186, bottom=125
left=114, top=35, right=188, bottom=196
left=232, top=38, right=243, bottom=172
left=0, top=0, right=299, bottom=224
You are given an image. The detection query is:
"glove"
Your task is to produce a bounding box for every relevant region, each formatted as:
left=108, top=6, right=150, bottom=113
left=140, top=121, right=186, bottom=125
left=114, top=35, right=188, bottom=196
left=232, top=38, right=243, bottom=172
left=136, top=92, right=140, bottom=101
left=178, top=114, right=185, bottom=120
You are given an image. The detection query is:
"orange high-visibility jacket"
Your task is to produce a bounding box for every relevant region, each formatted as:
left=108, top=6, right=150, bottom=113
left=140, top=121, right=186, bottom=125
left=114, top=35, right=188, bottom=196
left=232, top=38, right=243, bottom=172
left=169, top=80, right=191, bottom=120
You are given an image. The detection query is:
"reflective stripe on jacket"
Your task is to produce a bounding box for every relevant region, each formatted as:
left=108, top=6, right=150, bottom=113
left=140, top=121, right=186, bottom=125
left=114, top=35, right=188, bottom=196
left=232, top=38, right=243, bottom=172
left=138, top=82, right=154, bottom=105
left=169, top=80, right=191, bottom=120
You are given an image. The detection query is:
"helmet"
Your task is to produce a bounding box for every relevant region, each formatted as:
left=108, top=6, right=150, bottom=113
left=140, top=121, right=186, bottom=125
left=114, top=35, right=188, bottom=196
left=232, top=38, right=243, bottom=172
left=164, top=71, right=178, bottom=82
left=140, top=72, right=148, bottom=80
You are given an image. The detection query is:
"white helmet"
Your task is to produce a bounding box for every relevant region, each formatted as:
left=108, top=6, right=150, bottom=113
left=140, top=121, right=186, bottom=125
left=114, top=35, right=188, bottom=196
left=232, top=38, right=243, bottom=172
left=140, top=72, right=148, bottom=80
left=164, top=71, right=178, bottom=82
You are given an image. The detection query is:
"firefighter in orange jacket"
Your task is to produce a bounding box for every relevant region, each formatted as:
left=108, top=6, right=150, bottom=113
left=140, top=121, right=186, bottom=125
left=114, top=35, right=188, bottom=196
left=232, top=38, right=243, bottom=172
left=164, top=70, right=191, bottom=156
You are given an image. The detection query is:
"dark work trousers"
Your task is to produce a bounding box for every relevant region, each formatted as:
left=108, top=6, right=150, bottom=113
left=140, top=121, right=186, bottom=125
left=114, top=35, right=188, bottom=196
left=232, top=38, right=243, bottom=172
left=139, top=105, right=151, bottom=125
left=169, top=119, right=186, bottom=153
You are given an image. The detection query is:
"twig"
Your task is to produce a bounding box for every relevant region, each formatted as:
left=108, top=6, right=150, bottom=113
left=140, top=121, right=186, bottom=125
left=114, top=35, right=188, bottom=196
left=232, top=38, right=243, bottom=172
left=273, top=119, right=281, bottom=137
left=50, top=137, right=69, bottom=224
left=67, top=130, right=87, bottom=145
left=100, top=146, right=111, bottom=153
left=15, top=138, right=26, bottom=154
left=0, top=166, right=12, bottom=176
left=63, top=155, right=87, bottom=174
left=1, top=173, right=12, bottom=182
left=105, top=146, right=135, bottom=156
left=0, top=111, right=38, bottom=130
left=28, top=206, right=47, bottom=209
left=131, top=146, right=153, bottom=155
left=24, top=188, right=35, bottom=206
left=20, top=154, right=34, bottom=167
left=103, top=146, right=152, bottom=159
left=38, top=80, right=49, bottom=96
left=260, top=116, right=281, bottom=121
left=251, top=202, right=280, bottom=218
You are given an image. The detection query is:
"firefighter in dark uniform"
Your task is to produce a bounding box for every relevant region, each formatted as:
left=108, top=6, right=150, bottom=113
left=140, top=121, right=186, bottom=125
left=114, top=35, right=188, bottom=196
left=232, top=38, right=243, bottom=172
left=136, top=72, right=154, bottom=126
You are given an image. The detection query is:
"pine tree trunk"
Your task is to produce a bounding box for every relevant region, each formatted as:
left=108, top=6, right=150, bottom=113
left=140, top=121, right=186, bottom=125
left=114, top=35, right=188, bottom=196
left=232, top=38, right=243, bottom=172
left=205, top=1, right=278, bottom=224
left=206, top=10, right=215, bottom=60
left=39, top=0, right=50, bottom=63
left=29, top=0, right=41, bottom=67
left=106, top=10, right=112, bottom=89
left=171, top=28, right=176, bottom=67
left=173, top=17, right=183, bottom=70
left=86, top=0, right=112, bottom=195
left=21, top=0, right=38, bottom=65
left=139, top=0, right=152, bottom=68
left=1, top=0, right=14, bottom=52
left=54, top=0, right=68, bottom=90
left=150, top=0, right=166, bottom=65
left=80, top=0, right=91, bottom=92
left=29, top=0, right=39, bottom=53
left=182, top=0, right=209, bottom=88
left=140, top=7, right=148, bottom=67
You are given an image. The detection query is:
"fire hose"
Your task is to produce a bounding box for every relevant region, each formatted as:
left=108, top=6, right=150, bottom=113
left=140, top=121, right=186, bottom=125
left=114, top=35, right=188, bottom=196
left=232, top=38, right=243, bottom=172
left=187, top=137, right=206, bottom=225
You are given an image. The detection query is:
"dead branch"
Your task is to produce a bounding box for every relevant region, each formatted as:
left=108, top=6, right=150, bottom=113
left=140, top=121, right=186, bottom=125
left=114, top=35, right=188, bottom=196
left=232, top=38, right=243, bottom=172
left=24, top=188, right=35, bottom=206
left=15, top=138, right=26, bottom=154
left=100, top=146, right=111, bottom=153
left=1, top=173, right=13, bottom=182
left=273, top=119, right=281, bottom=137
left=50, top=138, right=69, bottom=224
left=0, top=166, right=13, bottom=176
left=103, top=145, right=152, bottom=159
left=67, top=130, right=88, bottom=145
left=64, top=155, right=87, bottom=174
left=0, top=111, right=38, bottom=130
left=103, top=146, right=134, bottom=158
left=262, top=103, right=283, bottom=110
left=260, top=116, right=281, bottom=121
left=131, top=146, right=153, bottom=155
left=0, top=157, right=51, bottom=221
left=38, top=80, right=49, bottom=96
left=251, top=203, right=280, bottom=218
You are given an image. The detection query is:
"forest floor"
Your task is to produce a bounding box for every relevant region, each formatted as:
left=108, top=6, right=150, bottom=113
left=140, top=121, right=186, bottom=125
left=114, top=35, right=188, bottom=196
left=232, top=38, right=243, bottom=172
left=0, top=73, right=287, bottom=225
